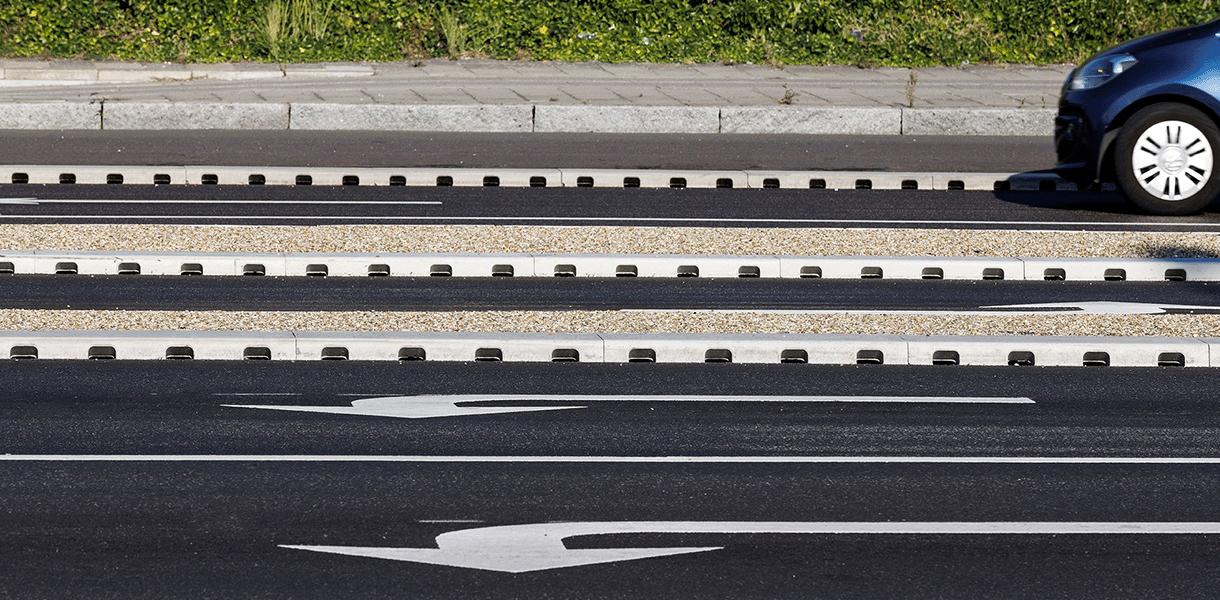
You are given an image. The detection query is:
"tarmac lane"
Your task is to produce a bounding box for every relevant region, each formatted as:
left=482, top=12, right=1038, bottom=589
left=3, top=349, right=1220, bottom=598
left=4, top=458, right=1220, bottom=598
left=2, top=275, right=1220, bottom=312
left=3, top=184, right=1220, bottom=230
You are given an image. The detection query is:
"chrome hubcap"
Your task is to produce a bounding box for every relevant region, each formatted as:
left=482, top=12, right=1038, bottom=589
left=1132, top=120, right=1213, bottom=201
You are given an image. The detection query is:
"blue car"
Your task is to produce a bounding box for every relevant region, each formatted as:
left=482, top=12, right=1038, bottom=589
left=1056, top=18, right=1220, bottom=214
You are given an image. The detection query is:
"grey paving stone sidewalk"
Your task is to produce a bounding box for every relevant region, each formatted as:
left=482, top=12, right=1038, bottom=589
left=0, top=58, right=1072, bottom=135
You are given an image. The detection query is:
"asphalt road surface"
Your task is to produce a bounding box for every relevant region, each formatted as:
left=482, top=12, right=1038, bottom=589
left=1, top=275, right=1217, bottom=312
left=3, top=361, right=1220, bottom=598
left=4, top=131, right=1217, bottom=598
left=5, top=185, right=1220, bottom=230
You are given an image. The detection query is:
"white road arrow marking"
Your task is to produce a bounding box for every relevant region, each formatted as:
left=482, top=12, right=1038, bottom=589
left=983, top=301, right=1220, bottom=315
left=281, top=520, right=1220, bottom=573
left=635, top=301, right=1220, bottom=316
left=224, top=394, right=1033, bottom=419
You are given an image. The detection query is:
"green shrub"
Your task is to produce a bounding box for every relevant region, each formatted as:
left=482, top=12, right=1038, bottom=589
left=0, top=0, right=1215, bottom=65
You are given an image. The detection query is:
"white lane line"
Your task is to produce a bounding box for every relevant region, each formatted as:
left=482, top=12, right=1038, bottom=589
left=213, top=393, right=302, bottom=397
left=633, top=302, right=1220, bottom=316
left=27, top=200, right=442, bottom=205
left=283, top=520, right=1220, bottom=572
left=225, top=394, right=1035, bottom=419
left=2, top=455, right=1218, bottom=463
left=0, top=198, right=38, bottom=204
left=0, top=214, right=1213, bottom=228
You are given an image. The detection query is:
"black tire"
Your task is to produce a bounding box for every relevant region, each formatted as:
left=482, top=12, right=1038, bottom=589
left=1114, top=103, right=1220, bottom=215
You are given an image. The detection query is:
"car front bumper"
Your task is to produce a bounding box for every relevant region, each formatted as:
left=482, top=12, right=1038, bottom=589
left=1053, top=106, right=1096, bottom=186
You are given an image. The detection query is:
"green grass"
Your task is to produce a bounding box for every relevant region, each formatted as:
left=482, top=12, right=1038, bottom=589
left=0, top=0, right=1215, bottom=65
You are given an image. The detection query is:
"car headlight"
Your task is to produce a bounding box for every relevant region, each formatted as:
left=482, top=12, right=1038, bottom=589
left=1070, top=54, right=1139, bottom=90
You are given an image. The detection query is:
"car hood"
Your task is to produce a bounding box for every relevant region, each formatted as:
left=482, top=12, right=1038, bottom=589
left=1090, top=19, right=1220, bottom=59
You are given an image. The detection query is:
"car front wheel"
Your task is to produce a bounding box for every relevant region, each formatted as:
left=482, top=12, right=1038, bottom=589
left=1114, top=103, right=1219, bottom=215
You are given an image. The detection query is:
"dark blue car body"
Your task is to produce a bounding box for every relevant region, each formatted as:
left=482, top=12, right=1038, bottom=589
left=1055, top=19, right=1220, bottom=189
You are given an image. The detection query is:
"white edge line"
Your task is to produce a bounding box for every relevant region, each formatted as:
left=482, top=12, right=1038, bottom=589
left=29, top=200, right=443, bottom=205
left=1, top=455, right=1217, bottom=463
left=0, top=215, right=1213, bottom=227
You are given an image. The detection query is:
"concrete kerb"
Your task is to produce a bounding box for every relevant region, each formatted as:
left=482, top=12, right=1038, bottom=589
left=0, top=252, right=1213, bottom=282
left=600, top=333, right=911, bottom=365
left=0, top=165, right=1066, bottom=191
left=0, top=102, right=99, bottom=130
left=558, top=169, right=749, bottom=189
left=0, top=165, right=190, bottom=185
left=1, top=331, right=1217, bottom=367
left=293, top=332, right=606, bottom=362
left=902, top=108, right=1057, bottom=136
left=9, top=251, right=1220, bottom=281
left=776, top=256, right=1023, bottom=280
left=0, top=331, right=296, bottom=360
left=2, top=102, right=1055, bottom=135
left=289, top=104, right=533, bottom=133
left=103, top=102, right=290, bottom=130
left=722, top=107, right=902, bottom=135
left=905, top=335, right=1211, bottom=367
left=1019, top=258, right=1220, bottom=282
left=534, top=105, right=720, bottom=134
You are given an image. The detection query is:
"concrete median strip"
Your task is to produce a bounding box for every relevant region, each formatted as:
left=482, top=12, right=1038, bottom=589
left=0, top=164, right=1068, bottom=190
left=0, top=330, right=1215, bottom=366
left=3, top=250, right=1219, bottom=281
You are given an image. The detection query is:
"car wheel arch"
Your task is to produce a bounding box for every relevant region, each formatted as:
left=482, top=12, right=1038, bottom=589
left=1097, top=93, right=1220, bottom=183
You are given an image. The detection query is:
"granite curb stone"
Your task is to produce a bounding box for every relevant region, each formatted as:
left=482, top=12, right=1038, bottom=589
left=103, top=102, right=290, bottom=130
left=0, top=102, right=99, bottom=130
left=722, top=106, right=903, bottom=135
left=290, top=103, right=533, bottom=132
left=902, top=108, right=1057, bottom=136
left=534, top=105, right=720, bottom=134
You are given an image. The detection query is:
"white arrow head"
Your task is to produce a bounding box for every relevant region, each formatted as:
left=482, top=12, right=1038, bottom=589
left=224, top=395, right=586, bottom=419
left=280, top=544, right=718, bottom=573
left=982, top=301, right=1220, bottom=315
left=283, top=521, right=723, bottom=572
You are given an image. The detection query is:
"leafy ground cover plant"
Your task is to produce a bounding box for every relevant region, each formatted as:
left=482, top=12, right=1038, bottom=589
left=0, top=0, right=1214, bottom=65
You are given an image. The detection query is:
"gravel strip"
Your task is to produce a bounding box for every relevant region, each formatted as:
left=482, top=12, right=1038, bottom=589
left=5, top=310, right=1220, bottom=337
left=7, top=225, right=1220, bottom=337
left=1, top=224, right=1219, bottom=258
